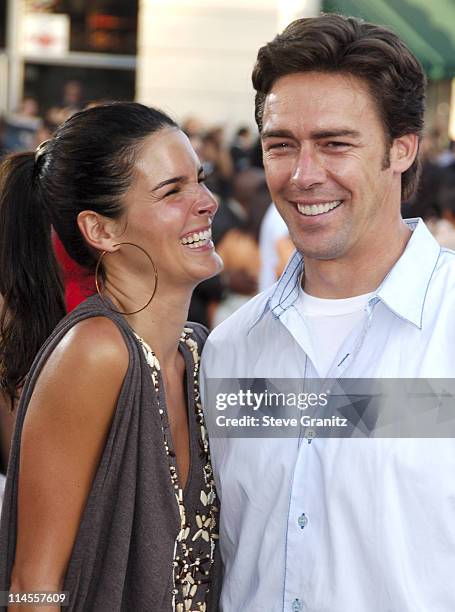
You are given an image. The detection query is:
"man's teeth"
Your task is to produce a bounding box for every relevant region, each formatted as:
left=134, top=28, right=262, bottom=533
left=180, top=228, right=212, bottom=247
left=297, top=200, right=341, bottom=216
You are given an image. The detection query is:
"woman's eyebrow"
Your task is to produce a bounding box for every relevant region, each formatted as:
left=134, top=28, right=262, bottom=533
left=152, top=167, right=205, bottom=192
left=152, top=176, right=185, bottom=192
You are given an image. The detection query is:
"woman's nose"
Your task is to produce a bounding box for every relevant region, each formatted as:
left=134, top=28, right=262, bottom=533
left=195, top=186, right=218, bottom=217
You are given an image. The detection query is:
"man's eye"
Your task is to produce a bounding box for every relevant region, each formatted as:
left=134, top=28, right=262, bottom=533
left=325, top=141, right=350, bottom=149
left=266, top=142, right=291, bottom=152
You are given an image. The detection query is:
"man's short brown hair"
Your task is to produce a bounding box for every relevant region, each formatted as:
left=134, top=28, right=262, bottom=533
left=252, top=14, right=426, bottom=200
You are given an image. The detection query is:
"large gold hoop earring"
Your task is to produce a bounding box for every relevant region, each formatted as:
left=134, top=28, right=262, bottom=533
left=95, top=242, right=158, bottom=315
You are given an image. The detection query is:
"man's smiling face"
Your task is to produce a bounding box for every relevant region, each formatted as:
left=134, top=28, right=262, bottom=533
left=261, top=71, right=408, bottom=264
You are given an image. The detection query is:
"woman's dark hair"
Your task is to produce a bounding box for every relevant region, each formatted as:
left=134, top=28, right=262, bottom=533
left=0, top=102, right=177, bottom=400
left=252, top=13, right=426, bottom=201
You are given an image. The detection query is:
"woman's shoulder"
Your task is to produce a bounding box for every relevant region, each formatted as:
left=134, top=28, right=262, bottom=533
left=49, top=294, right=133, bottom=366
left=52, top=316, right=129, bottom=378
left=24, top=315, right=129, bottom=435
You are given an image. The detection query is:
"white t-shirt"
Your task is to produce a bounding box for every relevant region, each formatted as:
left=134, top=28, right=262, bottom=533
left=295, top=288, right=374, bottom=377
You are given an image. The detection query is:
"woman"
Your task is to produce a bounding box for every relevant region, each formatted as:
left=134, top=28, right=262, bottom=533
left=0, top=103, right=223, bottom=611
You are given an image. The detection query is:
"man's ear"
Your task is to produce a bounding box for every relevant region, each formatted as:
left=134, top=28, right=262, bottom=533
left=77, top=210, right=121, bottom=253
left=390, top=133, right=419, bottom=174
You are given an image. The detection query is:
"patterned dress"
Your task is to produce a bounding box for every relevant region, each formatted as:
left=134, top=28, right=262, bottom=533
left=135, top=328, right=219, bottom=612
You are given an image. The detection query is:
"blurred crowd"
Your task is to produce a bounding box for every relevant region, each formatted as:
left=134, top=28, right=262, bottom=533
left=402, top=131, right=455, bottom=250
left=1, top=82, right=455, bottom=330
left=0, top=80, right=86, bottom=156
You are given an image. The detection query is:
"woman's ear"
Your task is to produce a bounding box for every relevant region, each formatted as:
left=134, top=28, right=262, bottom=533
left=77, top=211, right=121, bottom=253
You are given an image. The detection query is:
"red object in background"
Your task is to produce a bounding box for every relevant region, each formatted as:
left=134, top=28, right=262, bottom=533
left=52, top=232, right=96, bottom=312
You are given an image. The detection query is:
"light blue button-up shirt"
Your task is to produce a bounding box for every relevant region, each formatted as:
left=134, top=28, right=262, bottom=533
left=201, top=219, right=455, bottom=612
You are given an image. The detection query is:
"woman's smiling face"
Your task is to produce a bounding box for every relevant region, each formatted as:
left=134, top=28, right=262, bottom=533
left=117, top=127, right=223, bottom=288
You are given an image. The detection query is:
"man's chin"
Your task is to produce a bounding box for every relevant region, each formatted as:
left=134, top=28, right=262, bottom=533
left=294, top=240, right=348, bottom=262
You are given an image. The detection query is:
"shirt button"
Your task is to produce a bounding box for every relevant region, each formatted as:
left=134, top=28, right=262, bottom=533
left=298, top=513, right=308, bottom=529
left=292, top=598, right=303, bottom=611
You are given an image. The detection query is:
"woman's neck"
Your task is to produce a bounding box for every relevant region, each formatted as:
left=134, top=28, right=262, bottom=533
left=106, top=282, right=193, bottom=368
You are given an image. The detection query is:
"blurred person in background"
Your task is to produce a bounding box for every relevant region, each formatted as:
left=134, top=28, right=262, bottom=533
left=0, top=102, right=221, bottom=611
left=258, top=202, right=290, bottom=291
left=402, top=129, right=443, bottom=221
left=45, top=106, right=77, bottom=129
left=32, top=117, right=57, bottom=149
left=229, top=126, right=253, bottom=172
left=428, top=161, right=455, bottom=249
left=182, top=115, right=205, bottom=159
left=2, top=97, right=42, bottom=153
left=38, top=80, right=86, bottom=135
left=200, top=127, right=234, bottom=200
left=182, top=115, right=205, bottom=140
left=436, top=138, right=455, bottom=168
left=213, top=167, right=269, bottom=324
left=61, top=79, right=84, bottom=114
left=403, top=133, right=455, bottom=249
left=249, top=135, right=265, bottom=169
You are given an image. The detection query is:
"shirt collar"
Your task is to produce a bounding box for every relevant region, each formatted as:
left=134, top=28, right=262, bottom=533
left=374, top=218, right=441, bottom=329
left=249, top=218, right=441, bottom=333
left=247, top=250, right=303, bottom=333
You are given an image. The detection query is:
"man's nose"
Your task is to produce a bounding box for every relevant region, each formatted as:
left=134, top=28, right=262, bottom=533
left=291, top=146, right=326, bottom=190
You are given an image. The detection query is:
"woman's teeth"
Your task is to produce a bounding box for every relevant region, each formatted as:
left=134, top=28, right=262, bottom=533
left=181, top=228, right=212, bottom=247
left=297, top=200, right=342, bottom=216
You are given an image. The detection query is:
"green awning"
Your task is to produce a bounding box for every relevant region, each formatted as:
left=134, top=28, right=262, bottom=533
left=323, top=0, right=455, bottom=79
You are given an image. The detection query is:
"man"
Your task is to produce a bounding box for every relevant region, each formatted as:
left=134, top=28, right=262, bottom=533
left=201, top=14, right=455, bottom=612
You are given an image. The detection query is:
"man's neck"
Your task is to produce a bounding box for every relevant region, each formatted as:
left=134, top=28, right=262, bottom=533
left=302, top=220, right=412, bottom=298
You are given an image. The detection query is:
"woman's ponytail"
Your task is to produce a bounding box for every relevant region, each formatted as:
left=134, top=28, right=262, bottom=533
left=0, top=152, right=65, bottom=401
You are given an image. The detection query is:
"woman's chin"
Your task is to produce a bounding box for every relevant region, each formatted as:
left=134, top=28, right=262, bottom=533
left=189, top=253, right=224, bottom=285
